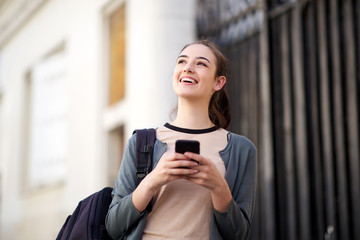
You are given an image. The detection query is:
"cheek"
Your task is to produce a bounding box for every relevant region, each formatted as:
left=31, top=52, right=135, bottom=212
left=172, top=72, right=178, bottom=85
left=174, top=65, right=182, bottom=74
left=172, top=66, right=182, bottom=83
left=172, top=74, right=180, bottom=93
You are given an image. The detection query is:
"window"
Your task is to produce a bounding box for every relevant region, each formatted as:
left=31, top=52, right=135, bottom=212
left=27, top=46, right=68, bottom=188
left=21, top=71, right=32, bottom=189
left=107, top=125, right=125, bottom=186
left=109, top=4, right=126, bottom=105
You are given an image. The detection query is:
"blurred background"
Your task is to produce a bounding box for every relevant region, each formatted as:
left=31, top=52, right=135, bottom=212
left=0, top=0, right=359, bottom=239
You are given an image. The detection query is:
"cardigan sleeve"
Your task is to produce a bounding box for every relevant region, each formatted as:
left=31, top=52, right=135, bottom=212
left=213, top=135, right=257, bottom=240
left=105, top=134, right=146, bottom=239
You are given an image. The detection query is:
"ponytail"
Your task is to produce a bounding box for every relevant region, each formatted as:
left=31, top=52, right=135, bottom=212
left=209, top=88, right=231, bottom=129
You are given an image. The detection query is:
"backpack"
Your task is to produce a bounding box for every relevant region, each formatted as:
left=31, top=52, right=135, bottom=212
left=56, top=129, right=156, bottom=240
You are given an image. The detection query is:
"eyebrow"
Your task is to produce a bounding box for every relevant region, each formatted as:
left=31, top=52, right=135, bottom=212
left=177, top=55, right=211, bottom=63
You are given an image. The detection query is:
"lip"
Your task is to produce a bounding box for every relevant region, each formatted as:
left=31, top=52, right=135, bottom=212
left=179, top=76, right=198, bottom=84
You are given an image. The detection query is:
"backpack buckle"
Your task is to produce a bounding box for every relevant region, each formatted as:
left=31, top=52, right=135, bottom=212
left=142, top=145, right=153, bottom=153
left=136, top=169, right=148, bottom=179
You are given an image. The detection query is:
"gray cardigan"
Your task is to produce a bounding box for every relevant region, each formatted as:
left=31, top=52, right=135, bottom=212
left=105, top=131, right=257, bottom=240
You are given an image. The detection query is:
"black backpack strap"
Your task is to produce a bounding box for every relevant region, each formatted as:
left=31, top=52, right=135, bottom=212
left=133, top=128, right=156, bottom=185
left=92, top=187, right=113, bottom=240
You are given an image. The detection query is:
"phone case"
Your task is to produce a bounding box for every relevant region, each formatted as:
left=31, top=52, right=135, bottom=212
left=175, top=140, right=200, bottom=154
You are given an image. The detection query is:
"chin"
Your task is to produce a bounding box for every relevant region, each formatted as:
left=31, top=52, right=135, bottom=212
left=178, top=92, right=203, bottom=101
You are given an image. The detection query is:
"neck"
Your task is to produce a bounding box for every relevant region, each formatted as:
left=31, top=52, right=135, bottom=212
left=171, top=98, right=214, bottom=129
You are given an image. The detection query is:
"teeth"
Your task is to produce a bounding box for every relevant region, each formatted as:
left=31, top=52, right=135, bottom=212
left=181, top=77, right=197, bottom=83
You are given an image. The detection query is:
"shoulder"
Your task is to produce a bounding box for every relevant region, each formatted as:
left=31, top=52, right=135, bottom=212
left=227, top=131, right=256, bottom=153
left=130, top=127, right=166, bottom=147
left=221, top=132, right=257, bottom=185
left=127, top=132, right=137, bottom=146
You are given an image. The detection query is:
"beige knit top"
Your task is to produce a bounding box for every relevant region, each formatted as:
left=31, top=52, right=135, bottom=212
left=142, top=123, right=228, bottom=239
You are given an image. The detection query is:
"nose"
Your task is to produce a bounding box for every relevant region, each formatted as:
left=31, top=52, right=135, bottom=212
left=183, top=62, right=194, bottom=73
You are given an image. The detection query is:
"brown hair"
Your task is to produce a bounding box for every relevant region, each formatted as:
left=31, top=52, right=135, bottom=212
left=180, top=40, right=231, bottom=129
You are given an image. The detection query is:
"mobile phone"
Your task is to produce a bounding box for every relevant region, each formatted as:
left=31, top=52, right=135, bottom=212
left=175, top=139, right=200, bottom=154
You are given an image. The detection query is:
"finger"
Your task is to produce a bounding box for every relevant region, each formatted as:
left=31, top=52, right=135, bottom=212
left=169, top=167, right=199, bottom=175
left=160, top=153, right=190, bottom=167
left=183, top=152, right=207, bottom=164
left=167, top=153, right=191, bottom=161
left=169, top=159, right=199, bottom=169
left=185, top=174, right=212, bottom=188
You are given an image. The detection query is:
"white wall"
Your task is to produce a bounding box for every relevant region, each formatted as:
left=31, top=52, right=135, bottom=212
left=104, top=0, right=197, bottom=137
left=0, top=0, right=196, bottom=239
left=0, top=0, right=106, bottom=238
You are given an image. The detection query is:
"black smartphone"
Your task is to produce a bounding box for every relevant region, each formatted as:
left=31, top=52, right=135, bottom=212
left=175, top=139, right=200, bottom=154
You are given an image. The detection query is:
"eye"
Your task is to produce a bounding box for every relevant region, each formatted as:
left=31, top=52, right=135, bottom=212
left=177, top=59, right=186, bottom=64
left=197, top=61, right=208, bottom=67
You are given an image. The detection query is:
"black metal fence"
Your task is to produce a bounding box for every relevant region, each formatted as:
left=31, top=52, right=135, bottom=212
left=197, top=0, right=360, bottom=239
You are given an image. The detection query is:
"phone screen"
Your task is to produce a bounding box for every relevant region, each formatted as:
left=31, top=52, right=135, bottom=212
left=175, top=140, right=200, bottom=154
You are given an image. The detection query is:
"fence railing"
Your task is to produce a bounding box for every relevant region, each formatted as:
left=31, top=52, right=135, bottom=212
left=197, top=0, right=360, bottom=239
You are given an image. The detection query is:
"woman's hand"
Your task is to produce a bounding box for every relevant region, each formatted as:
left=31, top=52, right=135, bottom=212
left=148, top=153, right=199, bottom=188
left=184, top=152, right=232, bottom=212
left=132, top=153, right=198, bottom=213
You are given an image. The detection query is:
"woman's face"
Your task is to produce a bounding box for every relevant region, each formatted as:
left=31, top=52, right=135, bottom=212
left=173, top=44, right=223, bottom=101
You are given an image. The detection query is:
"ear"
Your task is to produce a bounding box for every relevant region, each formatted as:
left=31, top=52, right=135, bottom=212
left=213, top=76, right=226, bottom=91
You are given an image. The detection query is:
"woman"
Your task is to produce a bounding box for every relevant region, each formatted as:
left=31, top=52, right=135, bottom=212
left=105, top=40, right=257, bottom=240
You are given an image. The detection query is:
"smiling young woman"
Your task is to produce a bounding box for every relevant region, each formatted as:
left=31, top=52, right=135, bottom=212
left=106, top=40, right=257, bottom=240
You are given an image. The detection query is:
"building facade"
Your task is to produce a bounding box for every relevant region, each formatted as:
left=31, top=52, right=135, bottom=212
left=0, top=0, right=196, bottom=239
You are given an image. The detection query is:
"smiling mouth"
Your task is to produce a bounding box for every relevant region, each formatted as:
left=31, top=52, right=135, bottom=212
left=180, top=77, right=198, bottom=84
